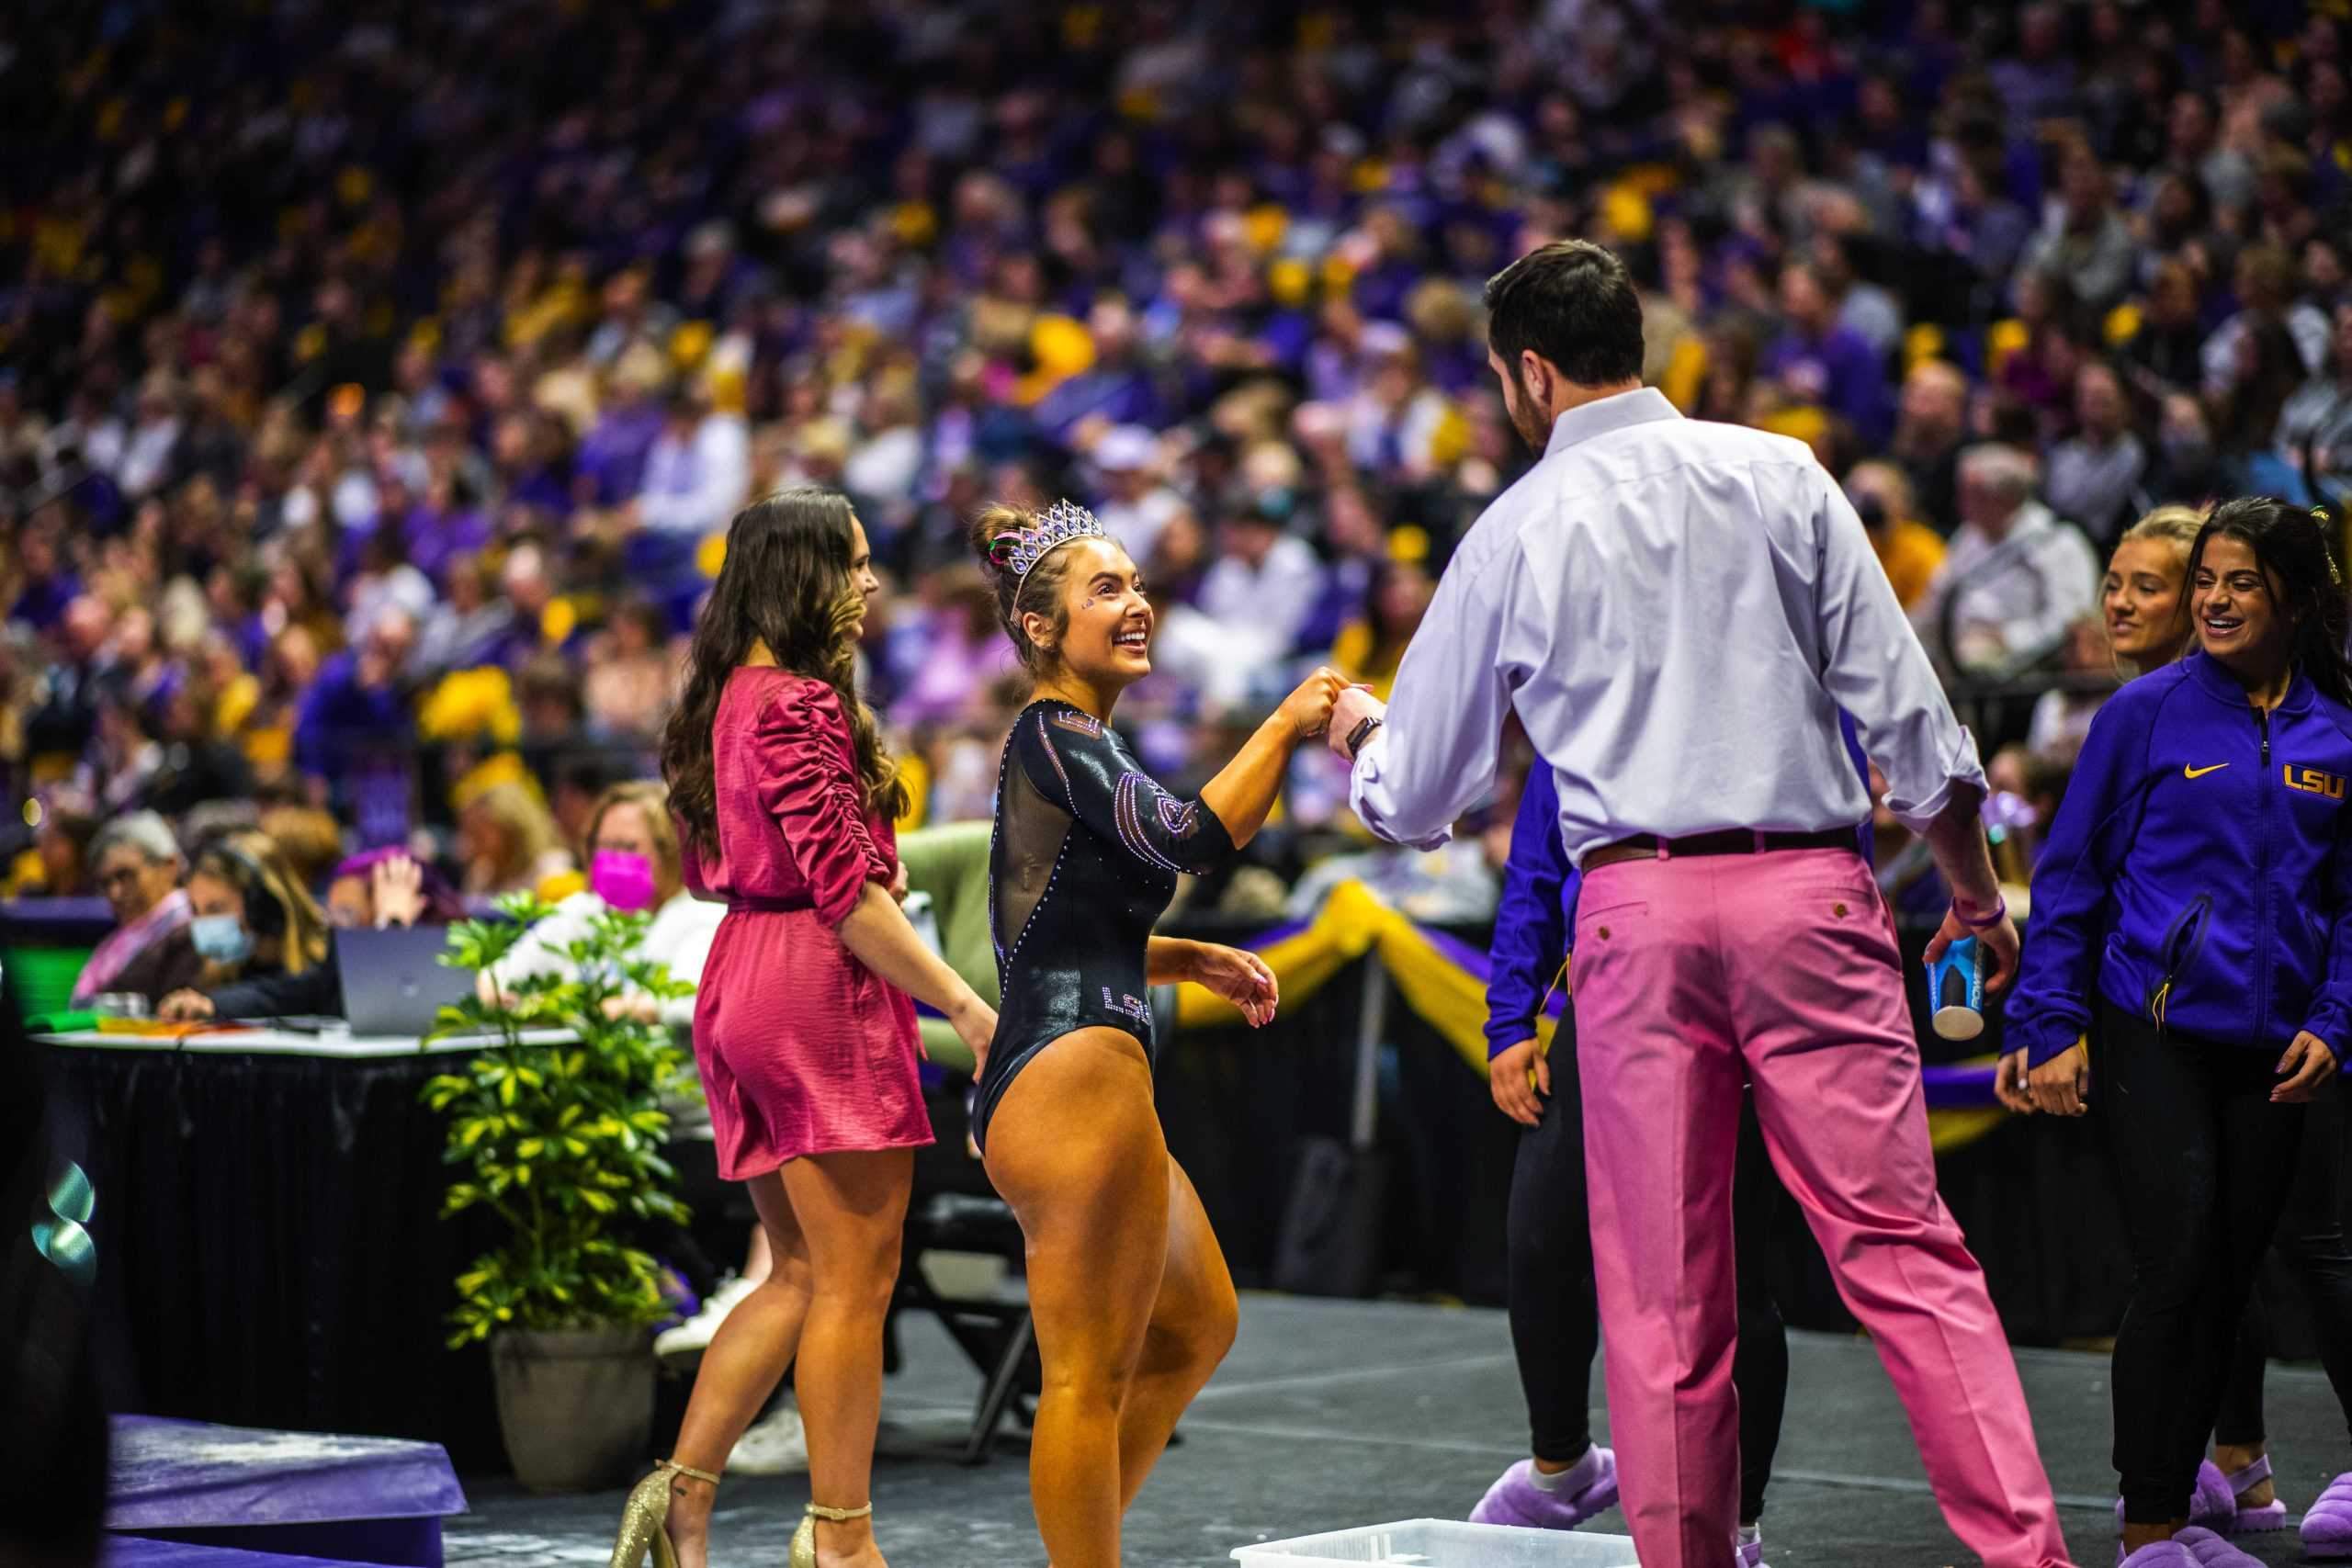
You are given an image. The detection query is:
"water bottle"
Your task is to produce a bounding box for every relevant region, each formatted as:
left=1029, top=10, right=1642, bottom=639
left=1926, top=935, right=1985, bottom=1041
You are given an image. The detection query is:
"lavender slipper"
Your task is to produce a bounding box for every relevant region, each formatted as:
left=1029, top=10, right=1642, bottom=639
left=2171, top=1526, right=2264, bottom=1565
left=2304, top=1470, right=2352, bottom=1560
left=2114, top=1543, right=2197, bottom=1568
left=1469, top=1450, right=1620, bottom=1530
left=2215, top=1456, right=2288, bottom=1534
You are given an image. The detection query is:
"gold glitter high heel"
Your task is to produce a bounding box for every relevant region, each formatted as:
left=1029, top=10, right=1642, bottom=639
left=789, top=1499, right=875, bottom=1568
left=607, top=1459, right=720, bottom=1568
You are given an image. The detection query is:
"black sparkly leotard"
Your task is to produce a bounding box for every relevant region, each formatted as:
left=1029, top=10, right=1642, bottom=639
left=970, top=698, right=1240, bottom=1151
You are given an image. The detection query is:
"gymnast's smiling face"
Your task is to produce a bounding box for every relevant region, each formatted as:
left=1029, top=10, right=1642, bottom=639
left=1026, top=537, right=1153, bottom=692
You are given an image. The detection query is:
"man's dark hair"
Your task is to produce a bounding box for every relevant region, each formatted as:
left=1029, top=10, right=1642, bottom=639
left=1481, top=241, right=1645, bottom=389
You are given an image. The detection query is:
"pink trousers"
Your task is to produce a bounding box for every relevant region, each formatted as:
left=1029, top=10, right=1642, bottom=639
left=1571, top=848, right=2072, bottom=1568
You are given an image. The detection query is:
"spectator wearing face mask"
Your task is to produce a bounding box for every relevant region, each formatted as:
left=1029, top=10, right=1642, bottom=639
left=480, top=781, right=721, bottom=1030
left=150, top=831, right=334, bottom=1021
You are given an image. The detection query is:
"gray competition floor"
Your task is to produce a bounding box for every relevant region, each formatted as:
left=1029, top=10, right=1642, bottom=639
left=447, top=1293, right=2346, bottom=1567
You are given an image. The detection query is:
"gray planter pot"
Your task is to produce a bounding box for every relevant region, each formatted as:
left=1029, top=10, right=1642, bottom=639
left=489, top=1325, right=654, bottom=1493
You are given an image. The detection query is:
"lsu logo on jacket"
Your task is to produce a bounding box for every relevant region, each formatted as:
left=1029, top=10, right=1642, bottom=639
left=2284, top=765, right=2348, bottom=799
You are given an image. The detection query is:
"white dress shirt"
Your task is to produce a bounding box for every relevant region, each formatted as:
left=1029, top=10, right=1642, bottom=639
left=1348, top=388, right=1984, bottom=866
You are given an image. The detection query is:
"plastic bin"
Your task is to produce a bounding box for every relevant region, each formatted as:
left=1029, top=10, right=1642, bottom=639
left=1231, top=1518, right=1639, bottom=1568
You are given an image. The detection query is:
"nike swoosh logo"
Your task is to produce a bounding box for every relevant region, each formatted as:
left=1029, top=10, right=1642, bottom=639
left=2184, top=763, right=2231, bottom=779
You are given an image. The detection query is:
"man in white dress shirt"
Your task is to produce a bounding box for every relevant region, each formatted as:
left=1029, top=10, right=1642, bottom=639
left=1326, top=242, right=2073, bottom=1568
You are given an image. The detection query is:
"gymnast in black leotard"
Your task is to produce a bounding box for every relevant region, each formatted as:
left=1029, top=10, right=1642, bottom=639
left=973, top=696, right=1235, bottom=1148
left=962, top=498, right=1342, bottom=1568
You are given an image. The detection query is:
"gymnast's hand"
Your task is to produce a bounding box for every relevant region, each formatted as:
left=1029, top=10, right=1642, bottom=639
left=1489, top=1038, right=1548, bottom=1127
left=949, top=995, right=998, bottom=1071
left=1188, top=942, right=1279, bottom=1028
left=2027, top=1041, right=2089, bottom=1117
left=1277, top=665, right=1348, bottom=741
left=2275, top=1031, right=2340, bottom=1103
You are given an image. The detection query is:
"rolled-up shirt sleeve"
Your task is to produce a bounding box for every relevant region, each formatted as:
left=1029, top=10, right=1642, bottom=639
left=1809, top=468, right=1985, bottom=830
left=1347, top=548, right=1516, bottom=850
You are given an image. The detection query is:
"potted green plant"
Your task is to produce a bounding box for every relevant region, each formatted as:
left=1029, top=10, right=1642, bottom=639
left=422, top=892, right=695, bottom=1493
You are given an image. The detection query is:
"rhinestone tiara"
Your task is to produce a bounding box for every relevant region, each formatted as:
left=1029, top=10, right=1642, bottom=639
left=985, top=499, right=1110, bottom=585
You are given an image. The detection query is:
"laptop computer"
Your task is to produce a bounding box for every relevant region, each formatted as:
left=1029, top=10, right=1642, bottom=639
left=334, top=924, right=476, bottom=1038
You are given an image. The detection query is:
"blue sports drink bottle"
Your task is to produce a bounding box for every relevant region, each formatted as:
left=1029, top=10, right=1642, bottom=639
left=1926, top=936, right=1984, bottom=1042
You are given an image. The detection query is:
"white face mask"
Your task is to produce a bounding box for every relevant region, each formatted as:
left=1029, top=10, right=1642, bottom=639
left=190, top=912, right=252, bottom=965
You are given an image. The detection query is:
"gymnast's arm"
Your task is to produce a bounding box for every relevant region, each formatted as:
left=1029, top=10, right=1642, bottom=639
left=1195, top=666, right=1347, bottom=849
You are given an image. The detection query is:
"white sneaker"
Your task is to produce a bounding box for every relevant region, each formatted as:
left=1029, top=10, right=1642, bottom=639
left=654, top=1273, right=759, bottom=1363
left=728, top=1400, right=808, bottom=1475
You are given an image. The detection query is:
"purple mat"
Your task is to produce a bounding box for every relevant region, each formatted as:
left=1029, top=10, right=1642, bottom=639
left=106, top=1537, right=375, bottom=1568
left=107, top=1416, right=465, bottom=1529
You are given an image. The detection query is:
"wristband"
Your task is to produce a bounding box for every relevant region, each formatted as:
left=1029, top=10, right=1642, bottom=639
left=1344, top=715, right=1385, bottom=760
left=1955, top=896, right=2007, bottom=930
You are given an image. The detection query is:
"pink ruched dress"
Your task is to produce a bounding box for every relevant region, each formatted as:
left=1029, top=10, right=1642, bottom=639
left=681, top=668, right=931, bottom=1179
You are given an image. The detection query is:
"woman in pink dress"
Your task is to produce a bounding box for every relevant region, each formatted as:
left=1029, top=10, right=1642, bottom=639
left=614, top=489, right=997, bottom=1568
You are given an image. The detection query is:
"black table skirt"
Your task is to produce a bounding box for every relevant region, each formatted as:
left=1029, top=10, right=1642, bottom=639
left=48, top=1046, right=507, bottom=1471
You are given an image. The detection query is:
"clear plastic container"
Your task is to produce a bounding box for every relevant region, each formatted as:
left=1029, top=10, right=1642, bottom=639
left=1231, top=1519, right=1639, bottom=1568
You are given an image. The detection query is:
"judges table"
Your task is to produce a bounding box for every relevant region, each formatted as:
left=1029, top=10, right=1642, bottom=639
left=44, top=1024, right=572, bottom=1472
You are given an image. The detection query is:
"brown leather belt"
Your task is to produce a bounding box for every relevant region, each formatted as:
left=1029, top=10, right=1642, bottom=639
left=1584, top=828, right=1855, bottom=873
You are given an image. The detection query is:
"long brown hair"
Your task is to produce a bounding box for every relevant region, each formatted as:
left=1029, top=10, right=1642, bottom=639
left=662, top=489, right=905, bottom=856
left=189, top=829, right=331, bottom=985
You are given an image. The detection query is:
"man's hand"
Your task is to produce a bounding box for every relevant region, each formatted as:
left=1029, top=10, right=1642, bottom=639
left=1327, top=685, right=1385, bottom=761
left=1489, top=1038, right=1550, bottom=1127
left=2028, top=1041, right=2090, bottom=1116
left=1924, top=903, right=2021, bottom=995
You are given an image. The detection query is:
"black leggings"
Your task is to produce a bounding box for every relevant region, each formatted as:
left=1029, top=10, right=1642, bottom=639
left=2211, top=1075, right=2352, bottom=1452
left=2098, top=1003, right=2311, bottom=1524
left=1504, top=1028, right=1788, bottom=1523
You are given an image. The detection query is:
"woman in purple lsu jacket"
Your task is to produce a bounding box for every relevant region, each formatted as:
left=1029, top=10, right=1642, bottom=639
left=2009, top=497, right=2347, bottom=1566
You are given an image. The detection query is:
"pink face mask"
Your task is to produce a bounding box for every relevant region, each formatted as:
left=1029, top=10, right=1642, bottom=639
left=590, top=850, right=659, bottom=912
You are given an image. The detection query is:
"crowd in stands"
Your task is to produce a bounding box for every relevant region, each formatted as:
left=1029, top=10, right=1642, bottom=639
left=8, top=0, right=2352, bottom=971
